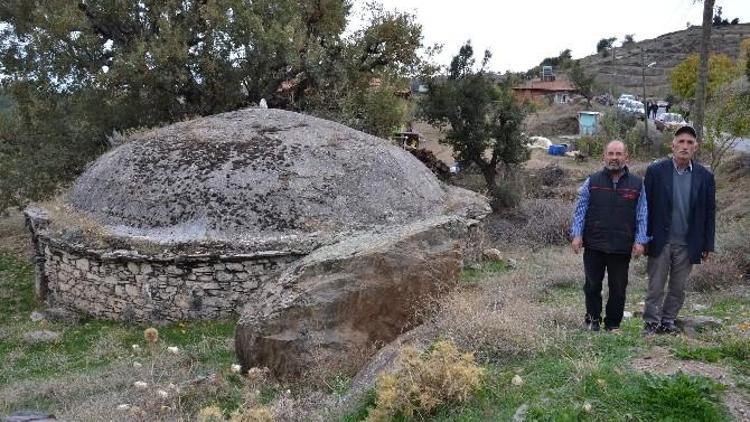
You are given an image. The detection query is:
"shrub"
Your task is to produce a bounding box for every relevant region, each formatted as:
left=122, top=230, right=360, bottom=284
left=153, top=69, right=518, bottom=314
left=689, top=256, right=743, bottom=292
left=490, top=182, right=522, bottom=210
left=365, top=340, right=484, bottom=421
left=434, top=284, right=548, bottom=360
left=577, top=136, right=603, bottom=158
left=487, top=199, right=574, bottom=250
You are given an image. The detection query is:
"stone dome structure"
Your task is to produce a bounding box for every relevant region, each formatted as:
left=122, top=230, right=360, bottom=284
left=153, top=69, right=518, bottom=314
left=26, top=108, right=490, bottom=376
left=70, top=108, right=450, bottom=248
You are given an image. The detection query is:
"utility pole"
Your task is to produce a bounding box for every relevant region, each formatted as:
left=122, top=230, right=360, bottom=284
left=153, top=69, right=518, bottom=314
left=641, top=47, right=648, bottom=145
left=694, top=0, right=716, bottom=141
left=610, top=46, right=616, bottom=103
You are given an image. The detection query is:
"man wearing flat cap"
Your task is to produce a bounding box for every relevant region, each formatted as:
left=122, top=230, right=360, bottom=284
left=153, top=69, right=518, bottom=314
left=642, top=125, right=716, bottom=335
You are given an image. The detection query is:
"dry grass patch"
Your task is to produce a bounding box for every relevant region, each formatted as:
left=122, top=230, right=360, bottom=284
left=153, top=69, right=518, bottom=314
left=364, top=340, right=484, bottom=421
left=487, top=199, right=574, bottom=251
left=432, top=264, right=580, bottom=362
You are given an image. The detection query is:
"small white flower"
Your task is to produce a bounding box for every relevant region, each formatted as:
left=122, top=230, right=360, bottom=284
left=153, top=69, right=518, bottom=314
left=131, top=344, right=141, bottom=351
left=285, top=389, right=291, bottom=395
left=117, top=404, right=131, bottom=410
left=134, top=381, right=148, bottom=389
left=157, top=389, right=169, bottom=398
left=511, top=375, right=524, bottom=386
left=167, top=346, right=179, bottom=354
left=133, top=361, right=142, bottom=368
left=230, top=364, right=242, bottom=373
left=583, top=402, right=593, bottom=412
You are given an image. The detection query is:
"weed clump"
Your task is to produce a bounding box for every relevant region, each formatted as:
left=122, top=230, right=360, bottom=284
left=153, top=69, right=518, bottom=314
left=488, top=199, right=573, bottom=250
left=365, top=340, right=484, bottom=421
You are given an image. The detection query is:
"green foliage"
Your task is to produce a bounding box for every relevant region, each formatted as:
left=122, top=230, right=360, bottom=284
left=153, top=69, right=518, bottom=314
left=340, top=78, right=407, bottom=139
left=0, top=1, right=425, bottom=210
left=419, top=42, right=529, bottom=203
left=538, top=49, right=573, bottom=70
left=576, top=136, right=604, bottom=158
left=596, top=37, right=617, bottom=57
left=568, top=61, right=597, bottom=105
left=669, top=53, right=738, bottom=101
left=703, top=89, right=750, bottom=170
left=576, top=110, right=658, bottom=161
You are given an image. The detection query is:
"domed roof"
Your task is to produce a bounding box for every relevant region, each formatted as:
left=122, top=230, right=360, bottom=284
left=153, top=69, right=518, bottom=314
left=70, top=108, right=453, bottom=246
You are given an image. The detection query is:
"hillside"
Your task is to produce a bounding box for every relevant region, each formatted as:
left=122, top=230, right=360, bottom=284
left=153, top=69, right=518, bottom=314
left=579, top=23, right=750, bottom=98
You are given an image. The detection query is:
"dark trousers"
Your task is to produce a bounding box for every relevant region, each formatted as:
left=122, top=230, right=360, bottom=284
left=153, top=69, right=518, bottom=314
left=583, top=248, right=631, bottom=329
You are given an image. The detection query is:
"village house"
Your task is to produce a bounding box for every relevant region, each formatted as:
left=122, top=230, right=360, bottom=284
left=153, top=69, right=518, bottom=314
left=513, top=75, right=577, bottom=104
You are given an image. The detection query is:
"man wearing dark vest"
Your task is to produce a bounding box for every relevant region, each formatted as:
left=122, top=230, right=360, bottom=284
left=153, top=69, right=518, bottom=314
left=642, top=125, right=715, bottom=335
left=571, top=140, right=648, bottom=332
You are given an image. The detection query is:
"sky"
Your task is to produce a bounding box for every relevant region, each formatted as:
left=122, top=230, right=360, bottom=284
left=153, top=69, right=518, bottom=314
left=353, top=0, right=750, bottom=73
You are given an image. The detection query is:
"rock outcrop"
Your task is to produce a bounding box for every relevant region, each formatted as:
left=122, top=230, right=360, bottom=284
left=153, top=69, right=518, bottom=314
left=235, top=216, right=472, bottom=376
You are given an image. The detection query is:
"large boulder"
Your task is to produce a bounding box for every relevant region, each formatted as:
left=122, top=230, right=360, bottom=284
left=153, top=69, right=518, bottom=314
left=235, top=215, right=472, bottom=377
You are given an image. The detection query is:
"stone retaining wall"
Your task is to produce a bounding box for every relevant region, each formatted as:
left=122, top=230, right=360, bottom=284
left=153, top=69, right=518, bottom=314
left=37, top=240, right=300, bottom=321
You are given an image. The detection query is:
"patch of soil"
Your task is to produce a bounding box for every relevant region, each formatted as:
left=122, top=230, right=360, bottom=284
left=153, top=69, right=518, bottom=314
left=632, top=346, right=750, bottom=421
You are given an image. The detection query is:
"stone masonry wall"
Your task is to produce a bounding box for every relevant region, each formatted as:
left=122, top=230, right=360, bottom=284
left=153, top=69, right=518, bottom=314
left=38, top=239, right=300, bottom=322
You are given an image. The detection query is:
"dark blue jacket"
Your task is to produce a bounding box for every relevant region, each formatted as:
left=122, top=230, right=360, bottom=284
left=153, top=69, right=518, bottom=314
left=644, top=158, right=716, bottom=264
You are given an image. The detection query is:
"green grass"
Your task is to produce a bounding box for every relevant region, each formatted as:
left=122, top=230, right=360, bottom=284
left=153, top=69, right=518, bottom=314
left=460, top=261, right=508, bottom=283
left=672, top=334, right=750, bottom=375
left=0, top=252, right=237, bottom=385
left=701, top=297, right=748, bottom=321
left=0, top=252, right=243, bottom=416
left=347, top=355, right=729, bottom=422
left=0, top=254, right=36, bottom=323
left=343, top=316, right=731, bottom=421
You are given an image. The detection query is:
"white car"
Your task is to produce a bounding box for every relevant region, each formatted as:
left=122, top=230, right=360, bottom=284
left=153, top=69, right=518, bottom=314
left=618, top=94, right=636, bottom=103
left=655, top=113, right=687, bottom=131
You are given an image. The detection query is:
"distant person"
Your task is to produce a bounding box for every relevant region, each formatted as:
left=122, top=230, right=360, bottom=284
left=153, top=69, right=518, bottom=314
left=642, top=125, right=716, bottom=335
left=571, top=140, right=648, bottom=332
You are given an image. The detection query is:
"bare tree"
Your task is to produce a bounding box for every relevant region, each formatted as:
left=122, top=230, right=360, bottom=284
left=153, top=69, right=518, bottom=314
left=693, top=0, right=715, bottom=140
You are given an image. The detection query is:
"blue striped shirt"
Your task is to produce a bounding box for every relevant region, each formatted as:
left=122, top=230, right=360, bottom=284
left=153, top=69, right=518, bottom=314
left=570, top=177, right=649, bottom=245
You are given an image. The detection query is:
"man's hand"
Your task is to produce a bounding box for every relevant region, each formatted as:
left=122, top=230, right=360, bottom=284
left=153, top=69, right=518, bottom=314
left=632, top=243, right=645, bottom=258
left=701, top=251, right=712, bottom=261
left=571, top=237, right=583, bottom=254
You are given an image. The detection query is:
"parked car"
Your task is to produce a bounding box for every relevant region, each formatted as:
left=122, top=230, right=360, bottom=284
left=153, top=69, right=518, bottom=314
left=655, top=112, right=687, bottom=131
left=620, top=100, right=645, bottom=116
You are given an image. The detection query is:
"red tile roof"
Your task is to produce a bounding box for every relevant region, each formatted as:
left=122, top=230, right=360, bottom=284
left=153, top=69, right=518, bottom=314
left=513, top=78, right=576, bottom=92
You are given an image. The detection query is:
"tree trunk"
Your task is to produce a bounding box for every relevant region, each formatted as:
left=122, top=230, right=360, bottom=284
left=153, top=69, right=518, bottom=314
left=479, top=162, right=498, bottom=195
left=693, top=0, right=715, bottom=141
